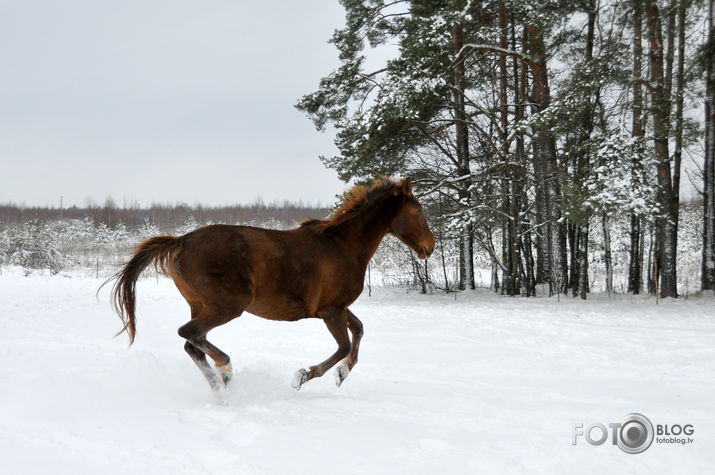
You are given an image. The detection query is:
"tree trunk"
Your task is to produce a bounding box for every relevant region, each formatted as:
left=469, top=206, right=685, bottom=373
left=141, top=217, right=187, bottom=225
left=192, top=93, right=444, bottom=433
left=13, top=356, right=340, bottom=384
left=578, top=225, right=589, bottom=299
left=459, top=229, right=467, bottom=290
left=412, top=251, right=427, bottom=294
left=452, top=22, right=472, bottom=291
left=533, top=142, right=548, bottom=285
left=574, top=1, right=597, bottom=299
left=603, top=214, right=613, bottom=296
left=440, top=243, right=449, bottom=292
left=569, top=223, right=579, bottom=296
left=468, top=224, right=476, bottom=289
left=498, top=0, right=520, bottom=296
left=668, top=0, right=688, bottom=290
left=498, top=0, right=510, bottom=295
left=518, top=22, right=535, bottom=297
left=522, top=222, right=536, bottom=296
left=629, top=0, right=645, bottom=294
left=628, top=215, right=643, bottom=293
left=703, top=0, right=715, bottom=290
left=437, top=227, right=450, bottom=293
left=526, top=23, right=565, bottom=296
left=673, top=0, right=686, bottom=205
left=664, top=0, right=677, bottom=101
left=647, top=223, right=658, bottom=293
left=511, top=8, right=526, bottom=296
left=491, top=258, right=500, bottom=291
left=646, top=1, right=678, bottom=297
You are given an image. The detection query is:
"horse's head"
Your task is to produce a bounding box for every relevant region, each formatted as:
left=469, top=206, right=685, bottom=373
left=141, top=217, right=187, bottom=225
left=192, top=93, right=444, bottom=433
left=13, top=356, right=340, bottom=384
left=389, top=179, right=435, bottom=259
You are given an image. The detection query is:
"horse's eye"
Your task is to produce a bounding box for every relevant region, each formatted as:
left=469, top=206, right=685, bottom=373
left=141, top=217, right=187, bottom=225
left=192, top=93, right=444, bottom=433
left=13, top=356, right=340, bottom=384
left=417, top=208, right=423, bottom=215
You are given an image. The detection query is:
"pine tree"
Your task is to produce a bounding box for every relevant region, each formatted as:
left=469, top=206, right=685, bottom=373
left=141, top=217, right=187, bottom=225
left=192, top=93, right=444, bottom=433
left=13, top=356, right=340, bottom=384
left=703, top=0, right=715, bottom=291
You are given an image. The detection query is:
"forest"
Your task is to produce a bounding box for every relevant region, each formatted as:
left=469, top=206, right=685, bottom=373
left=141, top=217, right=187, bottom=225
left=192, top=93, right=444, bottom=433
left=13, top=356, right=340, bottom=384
left=296, top=0, right=715, bottom=298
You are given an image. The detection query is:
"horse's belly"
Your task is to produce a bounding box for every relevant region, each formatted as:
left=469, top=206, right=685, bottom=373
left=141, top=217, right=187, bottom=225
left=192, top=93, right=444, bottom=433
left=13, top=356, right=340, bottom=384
left=244, top=300, right=311, bottom=321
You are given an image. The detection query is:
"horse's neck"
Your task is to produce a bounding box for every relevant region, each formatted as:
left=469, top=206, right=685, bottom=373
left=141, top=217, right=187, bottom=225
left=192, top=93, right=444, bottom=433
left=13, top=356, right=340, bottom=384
left=335, top=198, right=396, bottom=266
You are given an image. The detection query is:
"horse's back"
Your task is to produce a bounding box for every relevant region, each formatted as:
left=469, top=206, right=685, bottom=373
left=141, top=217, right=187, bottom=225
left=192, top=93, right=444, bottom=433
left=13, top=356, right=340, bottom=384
left=172, top=224, right=346, bottom=320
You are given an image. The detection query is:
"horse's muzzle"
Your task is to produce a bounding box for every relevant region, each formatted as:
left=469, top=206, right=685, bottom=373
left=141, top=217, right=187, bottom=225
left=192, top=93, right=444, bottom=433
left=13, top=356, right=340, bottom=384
left=417, top=245, right=434, bottom=259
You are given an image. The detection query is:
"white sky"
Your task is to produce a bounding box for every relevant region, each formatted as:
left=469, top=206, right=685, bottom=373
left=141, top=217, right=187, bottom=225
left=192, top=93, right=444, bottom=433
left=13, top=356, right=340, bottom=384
left=0, top=0, right=347, bottom=208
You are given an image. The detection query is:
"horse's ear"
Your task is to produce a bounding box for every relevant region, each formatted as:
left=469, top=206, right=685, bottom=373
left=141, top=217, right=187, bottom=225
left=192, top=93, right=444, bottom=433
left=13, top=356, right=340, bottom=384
left=401, top=178, right=412, bottom=195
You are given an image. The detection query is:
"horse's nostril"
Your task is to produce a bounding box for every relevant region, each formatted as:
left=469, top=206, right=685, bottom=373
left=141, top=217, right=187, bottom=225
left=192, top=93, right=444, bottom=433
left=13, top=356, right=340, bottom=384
left=420, top=246, right=434, bottom=259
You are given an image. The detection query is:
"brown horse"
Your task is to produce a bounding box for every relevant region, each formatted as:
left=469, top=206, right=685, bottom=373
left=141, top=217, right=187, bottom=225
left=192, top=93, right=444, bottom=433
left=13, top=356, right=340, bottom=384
left=108, top=177, right=434, bottom=391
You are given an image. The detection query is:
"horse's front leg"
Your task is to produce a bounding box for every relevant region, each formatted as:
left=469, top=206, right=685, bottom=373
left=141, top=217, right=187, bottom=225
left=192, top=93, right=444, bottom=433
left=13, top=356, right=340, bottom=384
left=292, top=310, right=350, bottom=390
left=334, top=309, right=363, bottom=387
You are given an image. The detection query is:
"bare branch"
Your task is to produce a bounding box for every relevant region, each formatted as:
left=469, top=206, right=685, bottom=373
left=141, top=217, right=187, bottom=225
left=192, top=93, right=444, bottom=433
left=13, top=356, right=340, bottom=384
left=455, top=44, right=539, bottom=69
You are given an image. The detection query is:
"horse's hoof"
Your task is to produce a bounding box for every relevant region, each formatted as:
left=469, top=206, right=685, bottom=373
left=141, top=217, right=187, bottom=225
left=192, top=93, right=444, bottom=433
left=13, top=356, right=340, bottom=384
left=292, top=368, right=308, bottom=390
left=334, top=363, right=350, bottom=387
left=216, top=363, right=233, bottom=386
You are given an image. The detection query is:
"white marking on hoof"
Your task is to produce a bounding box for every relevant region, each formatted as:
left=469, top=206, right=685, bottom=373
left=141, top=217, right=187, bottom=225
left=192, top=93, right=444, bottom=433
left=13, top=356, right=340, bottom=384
left=201, top=367, right=223, bottom=391
left=292, top=368, right=308, bottom=390
left=216, top=363, right=233, bottom=385
left=334, top=363, right=350, bottom=387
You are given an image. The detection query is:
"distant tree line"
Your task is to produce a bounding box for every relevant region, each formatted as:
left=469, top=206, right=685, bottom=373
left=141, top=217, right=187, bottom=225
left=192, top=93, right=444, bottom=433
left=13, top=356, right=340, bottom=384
left=0, top=200, right=331, bottom=232
left=297, top=0, right=715, bottom=298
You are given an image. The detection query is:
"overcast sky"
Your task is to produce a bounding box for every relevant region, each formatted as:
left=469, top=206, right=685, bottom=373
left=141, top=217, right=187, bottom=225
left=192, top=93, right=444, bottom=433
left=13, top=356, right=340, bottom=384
left=0, top=1, right=348, bottom=208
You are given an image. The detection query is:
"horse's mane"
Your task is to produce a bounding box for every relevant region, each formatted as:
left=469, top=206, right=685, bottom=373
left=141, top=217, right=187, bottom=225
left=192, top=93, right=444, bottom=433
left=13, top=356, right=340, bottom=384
left=301, top=177, right=403, bottom=231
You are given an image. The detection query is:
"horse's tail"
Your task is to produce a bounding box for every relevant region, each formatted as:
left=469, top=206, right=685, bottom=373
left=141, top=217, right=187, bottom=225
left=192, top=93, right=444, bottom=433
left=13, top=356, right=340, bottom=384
left=106, top=236, right=182, bottom=345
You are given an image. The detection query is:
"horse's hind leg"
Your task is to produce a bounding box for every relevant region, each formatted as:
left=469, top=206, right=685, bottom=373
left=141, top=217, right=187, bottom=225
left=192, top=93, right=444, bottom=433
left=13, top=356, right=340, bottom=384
left=292, top=310, right=350, bottom=390
left=183, top=340, right=223, bottom=391
left=334, top=309, right=364, bottom=387
left=178, top=302, right=223, bottom=390
left=178, top=305, right=238, bottom=390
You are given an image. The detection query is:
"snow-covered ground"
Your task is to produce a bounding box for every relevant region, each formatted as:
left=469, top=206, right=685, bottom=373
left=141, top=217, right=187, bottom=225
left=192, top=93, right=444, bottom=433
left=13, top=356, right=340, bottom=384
left=0, top=268, right=713, bottom=474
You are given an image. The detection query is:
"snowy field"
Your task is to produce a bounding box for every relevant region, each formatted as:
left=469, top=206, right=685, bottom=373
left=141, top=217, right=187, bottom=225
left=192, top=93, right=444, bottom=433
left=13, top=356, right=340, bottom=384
left=1, top=269, right=714, bottom=474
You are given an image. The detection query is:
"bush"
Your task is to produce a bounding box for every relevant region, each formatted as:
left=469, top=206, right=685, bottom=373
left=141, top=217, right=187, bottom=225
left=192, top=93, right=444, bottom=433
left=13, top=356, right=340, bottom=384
left=1, top=220, right=64, bottom=273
